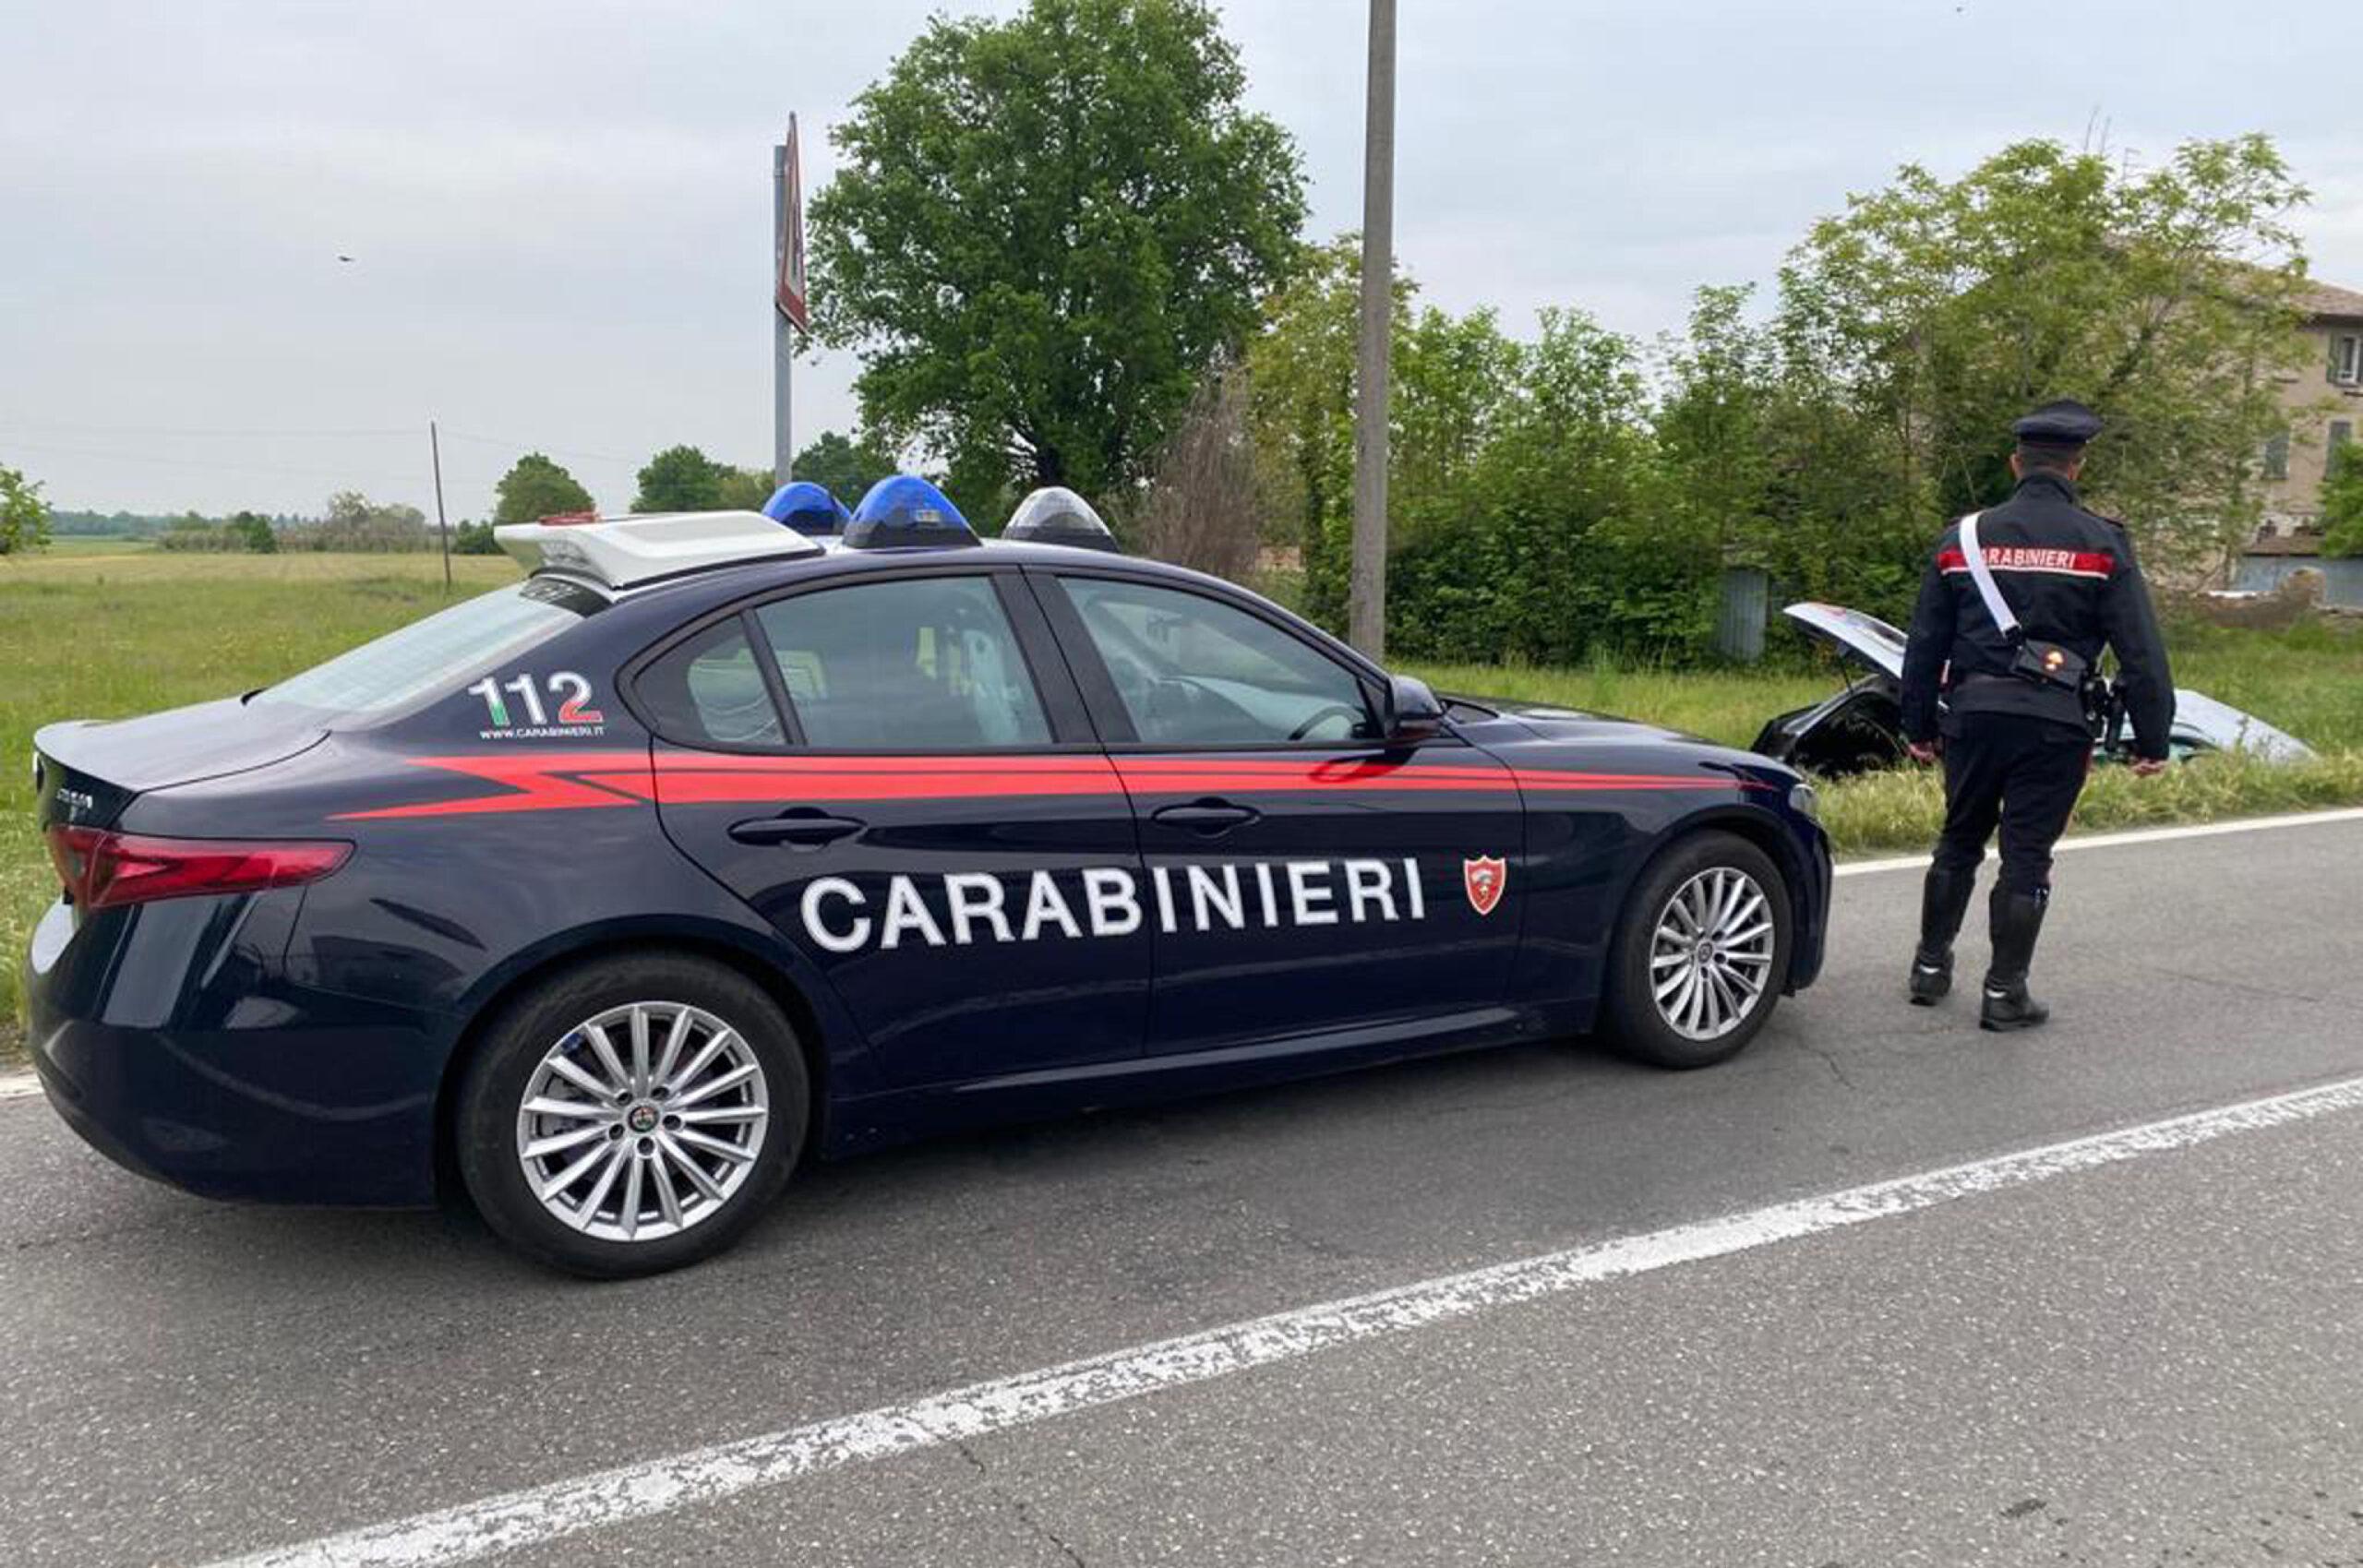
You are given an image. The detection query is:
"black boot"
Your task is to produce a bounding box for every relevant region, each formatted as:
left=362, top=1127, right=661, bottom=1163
left=1980, top=886, right=2051, bottom=1032
left=1908, top=864, right=1976, bottom=1005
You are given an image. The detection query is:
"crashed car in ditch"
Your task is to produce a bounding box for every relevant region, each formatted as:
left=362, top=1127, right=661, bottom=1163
left=1752, top=602, right=2314, bottom=776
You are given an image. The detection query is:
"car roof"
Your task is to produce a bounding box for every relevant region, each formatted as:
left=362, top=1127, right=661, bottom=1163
left=564, top=533, right=1236, bottom=602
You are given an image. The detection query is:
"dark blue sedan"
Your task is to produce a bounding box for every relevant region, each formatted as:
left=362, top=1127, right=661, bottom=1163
left=25, top=483, right=1829, bottom=1275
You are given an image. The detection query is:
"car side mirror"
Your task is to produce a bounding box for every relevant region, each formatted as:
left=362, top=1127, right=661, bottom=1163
left=1383, top=675, right=1446, bottom=742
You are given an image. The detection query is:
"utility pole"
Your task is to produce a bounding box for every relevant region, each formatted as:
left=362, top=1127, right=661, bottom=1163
left=429, top=420, right=451, bottom=591
left=1350, top=0, right=1397, bottom=659
left=773, top=140, right=794, bottom=485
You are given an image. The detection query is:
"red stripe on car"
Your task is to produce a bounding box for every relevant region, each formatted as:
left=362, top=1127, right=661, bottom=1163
left=334, top=751, right=1750, bottom=820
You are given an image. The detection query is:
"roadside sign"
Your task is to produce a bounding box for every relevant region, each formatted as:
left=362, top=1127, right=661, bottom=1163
left=776, top=114, right=810, bottom=332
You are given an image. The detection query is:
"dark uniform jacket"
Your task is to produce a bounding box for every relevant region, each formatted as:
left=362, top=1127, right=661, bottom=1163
left=1899, top=471, right=2174, bottom=759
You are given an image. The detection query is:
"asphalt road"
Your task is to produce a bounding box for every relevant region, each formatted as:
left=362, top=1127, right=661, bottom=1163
left=5, top=814, right=2361, bottom=1568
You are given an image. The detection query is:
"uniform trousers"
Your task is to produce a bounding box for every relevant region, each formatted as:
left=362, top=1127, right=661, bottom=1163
left=1931, top=709, right=2091, bottom=896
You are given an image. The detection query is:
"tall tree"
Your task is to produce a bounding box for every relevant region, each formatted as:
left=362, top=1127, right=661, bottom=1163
left=809, top=0, right=1306, bottom=499
left=791, top=430, right=898, bottom=508
left=630, top=445, right=727, bottom=513
left=492, top=453, right=595, bottom=524
left=1248, top=238, right=1665, bottom=659
left=0, top=462, right=52, bottom=554
left=1775, top=135, right=2313, bottom=574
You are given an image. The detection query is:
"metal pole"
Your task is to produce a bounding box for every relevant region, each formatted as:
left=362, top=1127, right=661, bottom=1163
left=429, top=419, right=451, bottom=591
left=1350, top=0, right=1397, bottom=659
left=773, top=142, right=794, bottom=485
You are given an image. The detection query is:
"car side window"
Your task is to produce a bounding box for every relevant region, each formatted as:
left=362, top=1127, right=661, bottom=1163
left=1058, top=577, right=1377, bottom=747
left=752, top=577, right=1052, bottom=749
left=636, top=618, right=786, bottom=748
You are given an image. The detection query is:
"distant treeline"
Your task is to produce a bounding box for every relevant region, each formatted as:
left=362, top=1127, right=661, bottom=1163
left=51, top=509, right=309, bottom=538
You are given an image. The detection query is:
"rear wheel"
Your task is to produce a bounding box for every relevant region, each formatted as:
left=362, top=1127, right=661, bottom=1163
left=1602, top=832, right=1790, bottom=1069
left=455, top=954, right=807, bottom=1277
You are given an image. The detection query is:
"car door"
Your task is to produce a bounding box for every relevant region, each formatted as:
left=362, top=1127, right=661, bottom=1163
left=636, top=568, right=1149, bottom=1088
left=1034, top=569, right=1523, bottom=1056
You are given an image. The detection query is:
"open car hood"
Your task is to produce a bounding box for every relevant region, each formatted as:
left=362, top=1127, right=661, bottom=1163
left=1781, top=603, right=1906, bottom=683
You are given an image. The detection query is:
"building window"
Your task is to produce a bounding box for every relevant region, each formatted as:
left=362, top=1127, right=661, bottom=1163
left=2333, top=420, right=2355, bottom=453
left=2261, top=429, right=2290, bottom=481
left=2335, top=333, right=2362, bottom=387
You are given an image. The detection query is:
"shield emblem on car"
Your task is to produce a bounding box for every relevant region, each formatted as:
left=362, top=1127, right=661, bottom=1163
left=1462, top=856, right=1506, bottom=916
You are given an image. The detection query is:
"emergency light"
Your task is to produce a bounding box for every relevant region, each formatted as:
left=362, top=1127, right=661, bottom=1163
left=1003, top=486, right=1120, bottom=553
left=843, top=474, right=979, bottom=551
left=762, top=480, right=851, bottom=536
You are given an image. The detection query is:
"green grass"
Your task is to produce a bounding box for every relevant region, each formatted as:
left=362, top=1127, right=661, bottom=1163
left=1409, top=659, right=1831, bottom=750
left=2, top=552, right=522, bottom=1043
left=4, top=551, right=2357, bottom=1049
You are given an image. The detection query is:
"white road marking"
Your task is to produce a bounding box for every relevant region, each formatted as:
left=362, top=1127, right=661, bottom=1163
left=0, top=1071, right=42, bottom=1102
left=209, top=1070, right=2363, bottom=1568
left=1835, top=805, right=2363, bottom=879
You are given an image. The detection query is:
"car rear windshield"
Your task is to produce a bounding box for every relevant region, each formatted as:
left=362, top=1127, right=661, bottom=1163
left=255, top=578, right=606, bottom=718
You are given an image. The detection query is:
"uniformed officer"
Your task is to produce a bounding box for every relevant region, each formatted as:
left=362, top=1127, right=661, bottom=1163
left=1899, top=400, right=2174, bottom=1031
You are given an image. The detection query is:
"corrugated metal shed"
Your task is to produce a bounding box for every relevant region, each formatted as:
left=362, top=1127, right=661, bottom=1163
left=1716, top=568, right=1769, bottom=662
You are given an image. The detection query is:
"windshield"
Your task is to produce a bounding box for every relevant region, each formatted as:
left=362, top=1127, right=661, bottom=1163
left=255, top=578, right=603, bottom=718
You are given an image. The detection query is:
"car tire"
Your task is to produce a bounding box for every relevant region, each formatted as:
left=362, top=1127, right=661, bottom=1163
left=455, top=953, right=808, bottom=1278
left=1601, top=831, right=1791, bottom=1070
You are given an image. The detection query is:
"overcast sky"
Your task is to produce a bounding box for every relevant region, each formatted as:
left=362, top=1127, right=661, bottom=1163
left=4, top=0, right=2359, bottom=521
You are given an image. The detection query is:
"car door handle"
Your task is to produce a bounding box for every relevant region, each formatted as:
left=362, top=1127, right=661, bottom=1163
left=1150, top=798, right=1261, bottom=835
left=728, top=809, right=866, bottom=848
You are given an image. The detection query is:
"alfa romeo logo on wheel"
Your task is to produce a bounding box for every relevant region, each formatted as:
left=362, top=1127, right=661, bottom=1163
left=626, top=1103, right=660, bottom=1134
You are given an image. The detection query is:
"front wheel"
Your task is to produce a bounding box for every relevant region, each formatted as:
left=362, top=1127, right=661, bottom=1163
left=455, top=954, right=808, bottom=1277
left=1602, top=831, right=1791, bottom=1069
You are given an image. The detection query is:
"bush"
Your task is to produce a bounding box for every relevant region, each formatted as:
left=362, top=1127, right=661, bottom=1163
left=1129, top=369, right=1265, bottom=581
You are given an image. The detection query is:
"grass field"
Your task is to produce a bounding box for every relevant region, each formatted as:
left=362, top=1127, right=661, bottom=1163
left=1, top=551, right=522, bottom=1042
left=5, top=548, right=2358, bottom=1043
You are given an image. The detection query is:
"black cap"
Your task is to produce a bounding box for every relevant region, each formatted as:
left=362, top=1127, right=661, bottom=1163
left=2011, top=399, right=2103, bottom=449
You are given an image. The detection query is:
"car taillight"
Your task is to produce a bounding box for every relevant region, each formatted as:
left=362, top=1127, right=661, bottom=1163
left=44, top=826, right=351, bottom=910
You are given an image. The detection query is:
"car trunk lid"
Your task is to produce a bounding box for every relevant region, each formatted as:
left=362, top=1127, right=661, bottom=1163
left=34, top=699, right=328, bottom=831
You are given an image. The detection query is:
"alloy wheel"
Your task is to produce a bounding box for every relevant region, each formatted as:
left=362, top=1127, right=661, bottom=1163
left=1648, top=867, right=1775, bottom=1042
left=512, top=1001, right=770, bottom=1243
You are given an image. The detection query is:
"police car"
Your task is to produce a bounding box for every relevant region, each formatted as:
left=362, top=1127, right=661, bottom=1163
left=25, top=479, right=1831, bottom=1276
